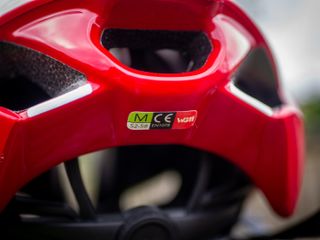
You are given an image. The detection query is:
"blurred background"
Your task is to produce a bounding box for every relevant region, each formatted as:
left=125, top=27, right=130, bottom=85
left=233, top=0, right=320, bottom=236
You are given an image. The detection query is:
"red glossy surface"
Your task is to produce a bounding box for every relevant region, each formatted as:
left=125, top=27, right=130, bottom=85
left=0, top=0, right=304, bottom=216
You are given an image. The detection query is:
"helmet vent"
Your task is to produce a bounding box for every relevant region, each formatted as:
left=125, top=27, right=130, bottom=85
left=102, top=29, right=212, bottom=74
left=0, top=42, right=87, bottom=111
left=233, top=48, right=283, bottom=108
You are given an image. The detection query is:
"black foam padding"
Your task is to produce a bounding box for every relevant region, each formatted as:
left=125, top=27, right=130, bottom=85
left=0, top=42, right=87, bottom=102
left=101, top=29, right=212, bottom=73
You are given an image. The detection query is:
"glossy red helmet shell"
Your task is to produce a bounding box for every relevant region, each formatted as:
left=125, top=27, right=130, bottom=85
left=0, top=0, right=304, bottom=217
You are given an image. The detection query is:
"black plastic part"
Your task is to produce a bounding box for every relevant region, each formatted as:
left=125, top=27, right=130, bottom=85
left=0, top=205, right=243, bottom=240
left=10, top=196, right=78, bottom=220
left=1, top=218, right=123, bottom=240
left=5, top=190, right=320, bottom=240
left=101, top=29, right=212, bottom=73
left=173, top=206, right=243, bottom=240
left=187, top=153, right=211, bottom=212
left=118, top=206, right=178, bottom=240
left=5, top=206, right=320, bottom=240
left=64, top=159, right=96, bottom=220
left=0, top=146, right=251, bottom=239
left=234, top=47, right=283, bottom=108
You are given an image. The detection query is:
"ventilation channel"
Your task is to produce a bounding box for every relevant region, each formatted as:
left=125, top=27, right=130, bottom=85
left=0, top=42, right=87, bottom=111
left=233, top=48, right=283, bottom=108
left=102, top=29, right=212, bottom=74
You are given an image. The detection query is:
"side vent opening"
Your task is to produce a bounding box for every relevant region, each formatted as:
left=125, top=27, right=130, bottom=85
left=0, top=75, right=50, bottom=111
left=0, top=42, right=87, bottom=112
left=233, top=48, right=283, bottom=108
left=102, top=29, right=212, bottom=74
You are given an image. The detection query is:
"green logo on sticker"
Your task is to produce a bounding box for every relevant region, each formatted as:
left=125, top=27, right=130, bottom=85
left=127, top=111, right=198, bottom=131
left=128, top=112, right=153, bottom=123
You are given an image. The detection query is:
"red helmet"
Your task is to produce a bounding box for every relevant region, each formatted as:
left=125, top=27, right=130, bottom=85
left=0, top=0, right=304, bottom=239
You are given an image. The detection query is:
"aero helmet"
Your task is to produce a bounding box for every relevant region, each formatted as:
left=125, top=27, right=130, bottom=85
left=0, top=0, right=304, bottom=239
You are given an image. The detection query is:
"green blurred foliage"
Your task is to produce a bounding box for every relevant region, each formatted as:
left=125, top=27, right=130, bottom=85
left=303, top=99, right=320, bottom=135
